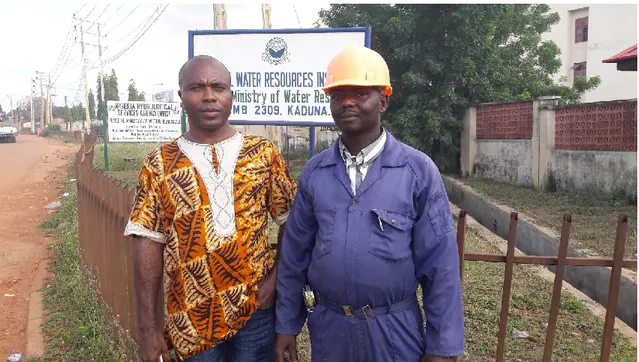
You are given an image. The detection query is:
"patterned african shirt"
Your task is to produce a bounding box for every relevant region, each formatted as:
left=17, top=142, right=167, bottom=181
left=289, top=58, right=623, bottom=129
left=123, top=132, right=296, bottom=360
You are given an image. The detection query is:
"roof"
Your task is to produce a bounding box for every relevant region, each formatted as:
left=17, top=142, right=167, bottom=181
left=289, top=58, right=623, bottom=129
left=602, top=44, right=637, bottom=63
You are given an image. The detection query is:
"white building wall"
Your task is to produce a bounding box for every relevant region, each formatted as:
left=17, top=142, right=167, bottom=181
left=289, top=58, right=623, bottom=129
left=542, top=4, right=637, bottom=103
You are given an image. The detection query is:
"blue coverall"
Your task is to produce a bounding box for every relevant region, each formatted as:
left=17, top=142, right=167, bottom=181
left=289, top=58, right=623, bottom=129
left=276, top=132, right=464, bottom=361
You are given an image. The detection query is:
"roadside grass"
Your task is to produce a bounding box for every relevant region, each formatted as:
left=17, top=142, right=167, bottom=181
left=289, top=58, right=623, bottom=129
left=37, top=165, right=127, bottom=361
left=457, top=176, right=637, bottom=260
left=458, top=222, right=636, bottom=362
left=94, top=144, right=636, bottom=361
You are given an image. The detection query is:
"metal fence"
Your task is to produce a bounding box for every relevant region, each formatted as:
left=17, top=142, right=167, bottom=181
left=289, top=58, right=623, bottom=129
left=76, top=135, right=142, bottom=361
left=74, top=136, right=637, bottom=362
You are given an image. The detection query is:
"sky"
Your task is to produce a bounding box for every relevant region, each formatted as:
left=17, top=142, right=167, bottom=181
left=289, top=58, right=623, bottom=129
left=0, top=2, right=331, bottom=113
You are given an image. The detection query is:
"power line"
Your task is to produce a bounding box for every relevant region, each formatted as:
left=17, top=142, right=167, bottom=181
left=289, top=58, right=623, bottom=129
left=85, top=4, right=109, bottom=32
left=102, top=5, right=169, bottom=65
left=104, top=4, right=140, bottom=35
left=49, top=4, right=88, bottom=82
left=292, top=5, right=302, bottom=28
left=103, top=4, right=123, bottom=25
left=113, top=6, right=161, bottom=43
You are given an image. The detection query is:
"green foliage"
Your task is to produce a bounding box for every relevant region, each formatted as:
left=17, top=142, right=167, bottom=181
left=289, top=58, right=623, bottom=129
left=42, top=124, right=62, bottom=137
left=63, top=104, right=87, bottom=124
left=96, top=69, right=120, bottom=120
left=317, top=4, right=601, bottom=171
left=88, top=89, right=96, bottom=119
left=127, top=79, right=146, bottom=101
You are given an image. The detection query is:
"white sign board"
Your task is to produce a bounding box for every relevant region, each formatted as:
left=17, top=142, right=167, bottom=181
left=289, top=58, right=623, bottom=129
left=191, top=29, right=368, bottom=125
left=107, top=101, right=182, bottom=143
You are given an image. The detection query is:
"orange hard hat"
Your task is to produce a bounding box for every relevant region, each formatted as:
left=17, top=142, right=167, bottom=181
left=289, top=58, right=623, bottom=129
left=322, top=45, right=393, bottom=96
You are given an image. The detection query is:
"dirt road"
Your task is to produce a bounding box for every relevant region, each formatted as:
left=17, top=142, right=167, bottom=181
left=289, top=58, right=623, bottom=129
left=0, top=135, right=79, bottom=357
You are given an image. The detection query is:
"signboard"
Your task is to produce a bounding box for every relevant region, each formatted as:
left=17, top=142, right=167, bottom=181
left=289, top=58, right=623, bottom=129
left=152, top=90, right=179, bottom=103
left=189, top=27, right=371, bottom=126
left=107, top=101, right=182, bottom=143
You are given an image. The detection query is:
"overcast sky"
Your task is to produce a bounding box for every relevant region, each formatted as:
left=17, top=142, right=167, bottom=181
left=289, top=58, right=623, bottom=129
left=0, top=3, right=331, bottom=112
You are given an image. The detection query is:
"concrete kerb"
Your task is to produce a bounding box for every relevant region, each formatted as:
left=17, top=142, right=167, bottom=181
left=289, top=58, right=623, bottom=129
left=443, top=176, right=638, bottom=331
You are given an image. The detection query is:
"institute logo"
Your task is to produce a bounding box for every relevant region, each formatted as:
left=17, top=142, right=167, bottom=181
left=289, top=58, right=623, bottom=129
left=262, top=37, right=290, bottom=65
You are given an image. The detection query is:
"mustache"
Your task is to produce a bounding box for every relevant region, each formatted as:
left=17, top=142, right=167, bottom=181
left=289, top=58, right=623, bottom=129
left=200, top=105, right=222, bottom=112
left=340, top=111, right=358, bottom=117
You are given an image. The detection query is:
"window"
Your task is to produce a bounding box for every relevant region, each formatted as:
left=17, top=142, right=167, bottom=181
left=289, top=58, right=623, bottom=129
left=575, top=16, right=589, bottom=43
left=573, top=62, right=587, bottom=78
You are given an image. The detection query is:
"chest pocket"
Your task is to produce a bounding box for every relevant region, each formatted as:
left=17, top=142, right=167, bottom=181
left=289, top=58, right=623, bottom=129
left=368, top=209, right=414, bottom=263
left=314, top=208, right=336, bottom=259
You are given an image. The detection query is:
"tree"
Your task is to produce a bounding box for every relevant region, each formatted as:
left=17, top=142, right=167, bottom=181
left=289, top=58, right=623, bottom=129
left=127, top=78, right=147, bottom=101
left=97, top=69, right=120, bottom=120
left=63, top=103, right=87, bottom=124
left=88, top=89, right=96, bottom=119
left=0, top=103, right=3, bottom=113
left=317, top=4, right=601, bottom=171
left=52, top=106, right=65, bottom=118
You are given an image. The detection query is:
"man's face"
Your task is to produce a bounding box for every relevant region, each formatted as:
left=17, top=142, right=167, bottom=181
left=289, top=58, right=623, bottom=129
left=329, top=86, right=388, bottom=135
left=178, top=59, right=233, bottom=131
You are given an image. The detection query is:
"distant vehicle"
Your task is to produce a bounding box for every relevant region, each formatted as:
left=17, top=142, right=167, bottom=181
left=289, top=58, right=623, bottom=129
left=0, top=113, right=7, bottom=122
left=0, top=124, right=18, bottom=143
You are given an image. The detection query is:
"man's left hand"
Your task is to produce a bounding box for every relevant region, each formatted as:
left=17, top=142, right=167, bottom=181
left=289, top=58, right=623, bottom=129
left=257, top=270, right=276, bottom=309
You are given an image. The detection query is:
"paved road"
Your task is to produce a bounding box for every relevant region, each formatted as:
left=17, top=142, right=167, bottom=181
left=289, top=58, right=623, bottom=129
left=0, top=135, right=78, bottom=357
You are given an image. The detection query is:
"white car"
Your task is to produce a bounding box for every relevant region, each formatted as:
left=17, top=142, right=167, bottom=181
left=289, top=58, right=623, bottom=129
left=0, top=125, right=18, bottom=143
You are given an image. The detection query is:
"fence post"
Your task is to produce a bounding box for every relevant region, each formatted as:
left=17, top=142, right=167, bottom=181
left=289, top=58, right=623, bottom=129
left=460, top=107, right=477, bottom=177
left=496, top=212, right=518, bottom=362
left=535, top=98, right=559, bottom=190
left=457, top=210, right=467, bottom=285
left=543, top=214, right=572, bottom=361
left=599, top=214, right=629, bottom=362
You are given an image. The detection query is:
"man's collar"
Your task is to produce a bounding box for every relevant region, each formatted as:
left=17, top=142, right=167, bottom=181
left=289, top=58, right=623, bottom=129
left=338, top=129, right=386, bottom=162
left=320, top=129, right=407, bottom=168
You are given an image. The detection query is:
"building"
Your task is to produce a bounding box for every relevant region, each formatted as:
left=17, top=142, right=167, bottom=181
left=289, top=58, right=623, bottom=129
left=602, top=44, right=637, bottom=71
left=541, top=4, right=638, bottom=103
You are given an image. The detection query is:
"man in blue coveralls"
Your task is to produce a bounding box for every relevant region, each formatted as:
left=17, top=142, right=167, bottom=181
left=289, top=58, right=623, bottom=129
left=274, top=45, right=465, bottom=362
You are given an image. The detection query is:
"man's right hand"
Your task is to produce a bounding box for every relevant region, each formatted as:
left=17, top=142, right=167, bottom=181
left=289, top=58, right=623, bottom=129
left=275, top=334, right=298, bottom=362
left=138, top=330, right=172, bottom=362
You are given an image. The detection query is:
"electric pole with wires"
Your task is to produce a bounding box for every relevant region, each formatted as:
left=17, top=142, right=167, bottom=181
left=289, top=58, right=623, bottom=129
left=73, top=13, right=106, bottom=133
left=30, top=78, right=36, bottom=134
left=36, top=71, right=48, bottom=131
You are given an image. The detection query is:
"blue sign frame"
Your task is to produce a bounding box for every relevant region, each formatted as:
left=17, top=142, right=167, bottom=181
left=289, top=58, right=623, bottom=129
left=187, top=26, right=372, bottom=128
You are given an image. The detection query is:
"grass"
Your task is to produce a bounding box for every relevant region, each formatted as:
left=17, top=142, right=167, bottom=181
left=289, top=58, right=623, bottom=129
left=457, top=222, right=636, bottom=362
left=457, top=176, right=637, bottom=260
left=92, top=142, right=160, bottom=188
left=36, top=165, right=127, bottom=361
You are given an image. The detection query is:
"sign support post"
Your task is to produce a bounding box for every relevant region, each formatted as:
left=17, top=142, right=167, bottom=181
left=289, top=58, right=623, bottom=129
left=103, top=102, right=109, bottom=171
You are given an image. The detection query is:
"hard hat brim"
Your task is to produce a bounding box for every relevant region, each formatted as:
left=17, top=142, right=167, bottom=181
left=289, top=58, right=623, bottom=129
left=322, top=80, right=392, bottom=96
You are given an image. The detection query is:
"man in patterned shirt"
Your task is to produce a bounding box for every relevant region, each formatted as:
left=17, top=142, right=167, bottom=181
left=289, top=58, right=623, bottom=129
left=124, top=55, right=296, bottom=362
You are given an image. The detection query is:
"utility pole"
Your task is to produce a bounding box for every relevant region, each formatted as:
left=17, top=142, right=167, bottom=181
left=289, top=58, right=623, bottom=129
left=45, top=74, right=52, bottom=127
left=36, top=71, right=47, bottom=131
left=78, top=24, right=92, bottom=133
left=6, top=94, right=14, bottom=121
left=48, top=89, right=54, bottom=125
left=98, top=23, right=106, bottom=122
left=262, top=4, right=280, bottom=149
left=213, top=4, right=227, bottom=29
left=74, top=14, right=106, bottom=134
left=30, top=78, right=36, bottom=134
